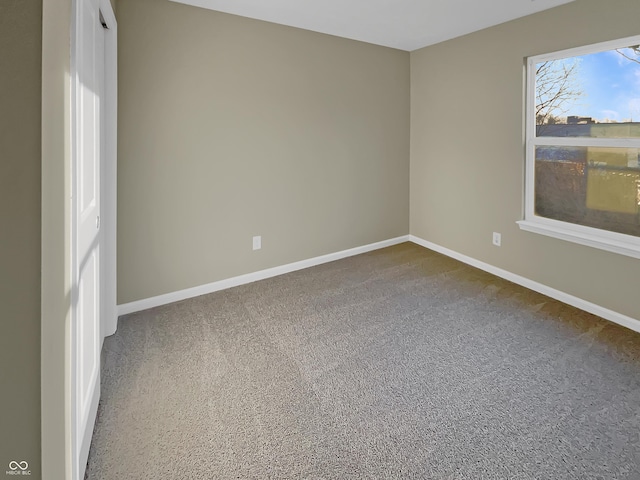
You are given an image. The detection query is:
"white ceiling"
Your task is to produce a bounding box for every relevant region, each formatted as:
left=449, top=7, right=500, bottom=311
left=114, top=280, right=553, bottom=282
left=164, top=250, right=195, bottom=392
left=169, top=0, right=575, bottom=51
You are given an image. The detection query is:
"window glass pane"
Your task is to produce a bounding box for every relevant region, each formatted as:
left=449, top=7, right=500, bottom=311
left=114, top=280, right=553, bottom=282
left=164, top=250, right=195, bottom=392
left=535, top=45, right=640, bottom=138
left=535, top=146, right=640, bottom=236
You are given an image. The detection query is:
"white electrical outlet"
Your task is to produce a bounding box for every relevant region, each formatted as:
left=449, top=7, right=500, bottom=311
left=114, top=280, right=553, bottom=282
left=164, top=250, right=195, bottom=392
left=252, top=235, right=262, bottom=251
left=492, top=232, right=501, bottom=247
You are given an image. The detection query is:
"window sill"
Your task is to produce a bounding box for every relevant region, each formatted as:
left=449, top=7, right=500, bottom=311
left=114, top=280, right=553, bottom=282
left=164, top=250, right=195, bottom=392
left=517, top=219, right=640, bottom=259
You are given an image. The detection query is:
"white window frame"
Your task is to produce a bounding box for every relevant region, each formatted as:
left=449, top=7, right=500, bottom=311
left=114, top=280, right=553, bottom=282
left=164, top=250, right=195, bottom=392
left=518, top=35, right=640, bottom=259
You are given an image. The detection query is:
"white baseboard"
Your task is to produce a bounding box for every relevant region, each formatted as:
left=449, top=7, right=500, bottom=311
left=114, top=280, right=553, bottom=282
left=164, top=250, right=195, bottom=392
left=117, top=235, right=410, bottom=317
left=409, top=235, right=640, bottom=334
left=118, top=233, right=640, bottom=334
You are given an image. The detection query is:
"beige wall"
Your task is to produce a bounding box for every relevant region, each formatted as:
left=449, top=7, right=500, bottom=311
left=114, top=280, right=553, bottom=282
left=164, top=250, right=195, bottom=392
left=410, top=0, right=640, bottom=320
left=0, top=0, right=42, bottom=476
left=117, top=0, right=410, bottom=304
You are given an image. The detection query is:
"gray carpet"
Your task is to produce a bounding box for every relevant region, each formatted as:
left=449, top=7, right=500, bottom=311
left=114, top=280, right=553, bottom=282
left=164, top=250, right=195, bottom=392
left=86, top=242, right=640, bottom=479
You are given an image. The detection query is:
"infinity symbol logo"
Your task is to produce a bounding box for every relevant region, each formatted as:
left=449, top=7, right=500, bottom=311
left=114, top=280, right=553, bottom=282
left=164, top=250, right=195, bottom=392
left=8, top=461, right=28, bottom=471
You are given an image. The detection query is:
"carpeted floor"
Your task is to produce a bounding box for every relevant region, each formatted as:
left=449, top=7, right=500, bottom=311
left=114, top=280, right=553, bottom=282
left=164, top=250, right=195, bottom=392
left=86, top=242, right=640, bottom=479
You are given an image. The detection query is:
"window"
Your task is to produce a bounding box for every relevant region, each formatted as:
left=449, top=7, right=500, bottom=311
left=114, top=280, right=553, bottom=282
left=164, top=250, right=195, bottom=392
left=519, top=36, right=640, bottom=258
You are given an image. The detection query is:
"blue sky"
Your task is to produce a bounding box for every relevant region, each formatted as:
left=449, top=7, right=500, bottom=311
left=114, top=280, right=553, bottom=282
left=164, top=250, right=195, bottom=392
left=567, top=47, right=640, bottom=122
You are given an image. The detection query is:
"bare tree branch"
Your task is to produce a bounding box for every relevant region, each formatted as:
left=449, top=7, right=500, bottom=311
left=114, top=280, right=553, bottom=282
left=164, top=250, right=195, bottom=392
left=535, top=59, right=583, bottom=127
left=614, top=45, right=640, bottom=65
left=536, top=46, right=639, bottom=128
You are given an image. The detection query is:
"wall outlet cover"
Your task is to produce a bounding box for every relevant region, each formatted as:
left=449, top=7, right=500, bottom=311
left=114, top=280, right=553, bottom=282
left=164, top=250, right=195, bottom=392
left=492, top=232, right=501, bottom=246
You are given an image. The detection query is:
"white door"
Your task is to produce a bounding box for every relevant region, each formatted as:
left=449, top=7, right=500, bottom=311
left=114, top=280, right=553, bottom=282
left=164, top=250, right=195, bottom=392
left=72, top=0, right=105, bottom=477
